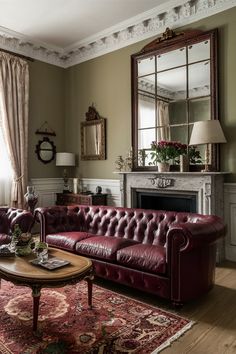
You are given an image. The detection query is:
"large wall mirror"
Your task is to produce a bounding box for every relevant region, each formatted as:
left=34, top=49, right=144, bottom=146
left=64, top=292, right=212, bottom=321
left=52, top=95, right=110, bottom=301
left=131, top=28, right=218, bottom=171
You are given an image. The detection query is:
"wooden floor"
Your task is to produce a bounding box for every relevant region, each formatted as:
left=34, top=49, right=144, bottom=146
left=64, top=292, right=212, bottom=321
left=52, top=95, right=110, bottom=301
left=96, top=261, right=236, bottom=354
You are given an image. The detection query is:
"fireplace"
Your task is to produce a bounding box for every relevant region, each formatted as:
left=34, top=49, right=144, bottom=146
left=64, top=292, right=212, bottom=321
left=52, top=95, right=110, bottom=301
left=134, top=189, right=197, bottom=213
left=117, top=171, right=225, bottom=262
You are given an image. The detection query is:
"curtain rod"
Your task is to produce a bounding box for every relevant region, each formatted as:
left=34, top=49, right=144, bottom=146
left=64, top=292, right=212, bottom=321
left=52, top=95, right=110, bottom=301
left=0, top=48, right=34, bottom=62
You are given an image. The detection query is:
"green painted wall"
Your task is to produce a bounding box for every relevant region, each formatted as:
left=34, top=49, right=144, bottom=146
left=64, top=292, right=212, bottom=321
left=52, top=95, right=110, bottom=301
left=28, top=61, right=65, bottom=178
left=65, top=45, right=134, bottom=179
left=64, top=7, right=236, bottom=182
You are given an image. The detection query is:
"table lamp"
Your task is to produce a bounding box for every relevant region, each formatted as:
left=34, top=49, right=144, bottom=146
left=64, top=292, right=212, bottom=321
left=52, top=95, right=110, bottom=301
left=189, top=120, right=226, bottom=172
left=56, top=152, right=75, bottom=192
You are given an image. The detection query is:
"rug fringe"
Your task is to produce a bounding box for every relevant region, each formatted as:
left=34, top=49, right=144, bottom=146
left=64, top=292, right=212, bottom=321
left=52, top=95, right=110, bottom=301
left=151, top=320, right=195, bottom=354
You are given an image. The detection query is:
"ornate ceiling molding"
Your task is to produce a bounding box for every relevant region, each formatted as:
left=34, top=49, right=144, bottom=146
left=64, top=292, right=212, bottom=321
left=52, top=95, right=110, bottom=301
left=0, top=0, right=235, bottom=68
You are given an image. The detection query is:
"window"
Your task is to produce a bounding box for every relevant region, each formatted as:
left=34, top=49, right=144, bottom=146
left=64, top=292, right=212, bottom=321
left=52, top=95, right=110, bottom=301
left=0, top=123, right=13, bottom=205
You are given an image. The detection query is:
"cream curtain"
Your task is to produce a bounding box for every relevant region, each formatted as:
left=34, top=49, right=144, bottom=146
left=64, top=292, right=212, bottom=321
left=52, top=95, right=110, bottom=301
left=0, top=127, right=13, bottom=205
left=157, top=100, right=170, bottom=141
left=0, top=52, right=29, bottom=208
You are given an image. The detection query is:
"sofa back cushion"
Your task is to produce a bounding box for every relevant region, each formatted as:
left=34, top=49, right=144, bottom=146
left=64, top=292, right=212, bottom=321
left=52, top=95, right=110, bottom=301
left=42, top=205, right=210, bottom=247
left=0, top=207, right=34, bottom=234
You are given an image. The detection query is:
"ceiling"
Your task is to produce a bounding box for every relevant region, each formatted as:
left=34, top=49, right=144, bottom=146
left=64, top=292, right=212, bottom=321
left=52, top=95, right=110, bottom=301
left=0, top=0, right=166, bottom=49
left=0, top=0, right=234, bottom=67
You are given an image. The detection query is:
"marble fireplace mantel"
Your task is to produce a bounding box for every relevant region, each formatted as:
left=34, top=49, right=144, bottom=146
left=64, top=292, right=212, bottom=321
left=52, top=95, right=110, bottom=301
left=116, top=171, right=228, bottom=261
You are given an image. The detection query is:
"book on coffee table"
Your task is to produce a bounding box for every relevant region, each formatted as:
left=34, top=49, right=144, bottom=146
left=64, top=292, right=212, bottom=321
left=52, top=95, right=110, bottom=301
left=30, top=257, right=70, bottom=270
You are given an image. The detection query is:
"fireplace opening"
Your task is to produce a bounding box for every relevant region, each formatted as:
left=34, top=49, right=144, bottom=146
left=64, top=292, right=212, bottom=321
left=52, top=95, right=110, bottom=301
left=134, top=190, right=197, bottom=213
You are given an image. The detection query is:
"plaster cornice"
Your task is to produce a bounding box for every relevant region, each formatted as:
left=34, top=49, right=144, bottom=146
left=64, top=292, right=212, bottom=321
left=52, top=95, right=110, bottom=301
left=0, top=0, right=235, bottom=68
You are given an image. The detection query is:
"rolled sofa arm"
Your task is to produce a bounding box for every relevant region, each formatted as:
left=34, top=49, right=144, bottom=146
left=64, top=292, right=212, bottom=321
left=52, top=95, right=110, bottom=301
left=6, top=208, right=34, bottom=233
left=34, top=206, right=83, bottom=242
left=165, top=215, right=226, bottom=303
left=166, top=217, right=226, bottom=254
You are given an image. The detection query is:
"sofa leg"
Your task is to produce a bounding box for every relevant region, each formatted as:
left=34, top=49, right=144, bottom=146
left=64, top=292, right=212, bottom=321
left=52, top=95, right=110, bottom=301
left=171, top=301, right=184, bottom=309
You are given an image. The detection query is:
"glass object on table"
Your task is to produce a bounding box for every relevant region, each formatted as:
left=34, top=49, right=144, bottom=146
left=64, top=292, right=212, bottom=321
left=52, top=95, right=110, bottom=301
left=35, top=242, right=49, bottom=263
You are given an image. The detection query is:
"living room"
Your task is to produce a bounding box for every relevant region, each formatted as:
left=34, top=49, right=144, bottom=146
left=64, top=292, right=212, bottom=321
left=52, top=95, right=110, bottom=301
left=0, top=0, right=236, bottom=353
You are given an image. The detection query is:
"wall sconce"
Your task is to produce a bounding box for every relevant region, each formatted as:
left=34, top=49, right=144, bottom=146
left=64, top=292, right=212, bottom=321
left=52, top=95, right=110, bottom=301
left=189, top=120, right=226, bottom=172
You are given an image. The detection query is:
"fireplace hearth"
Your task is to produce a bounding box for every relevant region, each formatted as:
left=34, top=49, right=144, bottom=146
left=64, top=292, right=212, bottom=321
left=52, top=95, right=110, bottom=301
left=135, top=189, right=197, bottom=213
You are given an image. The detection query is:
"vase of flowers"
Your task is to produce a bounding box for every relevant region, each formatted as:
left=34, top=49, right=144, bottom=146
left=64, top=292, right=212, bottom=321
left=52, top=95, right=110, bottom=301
left=11, top=224, right=34, bottom=256
left=150, top=141, right=186, bottom=171
left=157, top=161, right=171, bottom=172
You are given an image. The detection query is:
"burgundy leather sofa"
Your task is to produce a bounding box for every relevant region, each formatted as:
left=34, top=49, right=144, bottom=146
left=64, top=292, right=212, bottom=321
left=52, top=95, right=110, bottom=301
left=35, top=205, right=226, bottom=304
left=0, top=207, right=34, bottom=245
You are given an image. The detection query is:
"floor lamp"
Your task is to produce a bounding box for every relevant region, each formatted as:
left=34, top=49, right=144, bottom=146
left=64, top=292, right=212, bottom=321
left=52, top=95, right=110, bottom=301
left=56, top=152, right=75, bottom=192
left=189, top=120, right=226, bottom=172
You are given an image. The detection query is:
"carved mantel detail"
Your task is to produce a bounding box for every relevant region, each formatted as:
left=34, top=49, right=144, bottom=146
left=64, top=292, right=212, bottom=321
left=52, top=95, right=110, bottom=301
left=0, top=0, right=235, bottom=68
left=149, top=176, right=174, bottom=189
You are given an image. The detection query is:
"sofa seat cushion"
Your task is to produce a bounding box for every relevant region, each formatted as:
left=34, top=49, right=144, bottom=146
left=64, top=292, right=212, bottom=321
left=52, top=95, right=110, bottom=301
left=75, top=236, right=137, bottom=261
left=117, top=244, right=166, bottom=275
left=46, top=232, right=93, bottom=251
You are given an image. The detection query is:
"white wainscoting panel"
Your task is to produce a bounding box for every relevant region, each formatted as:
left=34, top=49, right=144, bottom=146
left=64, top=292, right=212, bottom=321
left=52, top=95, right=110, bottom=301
left=224, top=183, right=236, bottom=261
left=81, top=178, right=121, bottom=206
left=30, top=178, right=121, bottom=208
left=30, top=178, right=64, bottom=207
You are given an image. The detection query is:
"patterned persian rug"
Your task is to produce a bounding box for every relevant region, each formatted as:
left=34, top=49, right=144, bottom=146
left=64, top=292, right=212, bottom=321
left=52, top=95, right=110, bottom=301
left=0, top=280, right=194, bottom=354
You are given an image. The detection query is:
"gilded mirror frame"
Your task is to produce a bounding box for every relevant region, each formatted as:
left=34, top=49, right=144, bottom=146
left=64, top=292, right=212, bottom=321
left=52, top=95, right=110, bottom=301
left=131, top=28, right=218, bottom=171
left=81, top=106, right=106, bottom=160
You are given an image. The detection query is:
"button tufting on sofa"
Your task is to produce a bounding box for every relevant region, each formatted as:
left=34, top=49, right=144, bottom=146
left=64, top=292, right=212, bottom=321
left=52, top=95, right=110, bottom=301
left=35, top=205, right=226, bottom=305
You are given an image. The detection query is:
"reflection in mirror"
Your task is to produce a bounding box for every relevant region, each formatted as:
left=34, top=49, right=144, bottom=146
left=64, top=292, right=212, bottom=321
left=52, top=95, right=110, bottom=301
left=189, top=97, right=211, bottom=123
left=132, top=28, right=218, bottom=171
left=83, top=124, right=102, bottom=155
left=81, top=119, right=106, bottom=160
left=138, top=74, right=155, bottom=95
left=39, top=150, right=53, bottom=161
left=40, top=141, right=51, bottom=150
left=188, top=61, right=210, bottom=98
left=188, top=40, right=210, bottom=63
left=170, top=126, right=188, bottom=144
left=35, top=137, right=56, bottom=164
left=138, top=56, right=155, bottom=76
left=157, top=66, right=187, bottom=100
left=157, top=47, right=186, bottom=71
left=169, top=101, right=187, bottom=125
left=138, top=95, right=155, bottom=129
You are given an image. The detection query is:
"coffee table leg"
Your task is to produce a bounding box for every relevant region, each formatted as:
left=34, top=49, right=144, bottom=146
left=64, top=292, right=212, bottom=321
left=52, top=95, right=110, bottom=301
left=86, top=275, right=94, bottom=309
left=32, top=286, right=41, bottom=332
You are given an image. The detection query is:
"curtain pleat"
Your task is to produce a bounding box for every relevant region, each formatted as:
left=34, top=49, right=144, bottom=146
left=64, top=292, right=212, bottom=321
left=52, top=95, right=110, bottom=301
left=0, top=52, right=29, bottom=208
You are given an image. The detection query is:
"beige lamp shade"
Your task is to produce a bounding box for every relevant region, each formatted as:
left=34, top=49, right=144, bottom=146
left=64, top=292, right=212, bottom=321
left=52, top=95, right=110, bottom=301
left=189, top=120, right=226, bottom=145
left=56, top=152, right=75, bottom=166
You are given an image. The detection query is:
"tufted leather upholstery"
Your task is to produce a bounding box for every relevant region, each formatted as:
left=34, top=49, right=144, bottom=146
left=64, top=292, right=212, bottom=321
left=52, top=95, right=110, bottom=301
left=0, top=207, right=34, bottom=245
left=35, top=205, right=226, bottom=304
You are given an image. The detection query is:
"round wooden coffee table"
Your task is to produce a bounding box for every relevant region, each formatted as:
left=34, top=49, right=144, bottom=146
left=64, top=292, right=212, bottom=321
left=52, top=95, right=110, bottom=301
left=0, top=248, right=93, bottom=331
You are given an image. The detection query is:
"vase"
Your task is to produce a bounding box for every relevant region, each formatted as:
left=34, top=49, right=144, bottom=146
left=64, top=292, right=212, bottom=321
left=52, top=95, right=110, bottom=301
left=157, top=162, right=170, bottom=172
left=24, top=186, right=38, bottom=213
left=180, top=154, right=189, bottom=172
left=73, top=178, right=79, bottom=194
